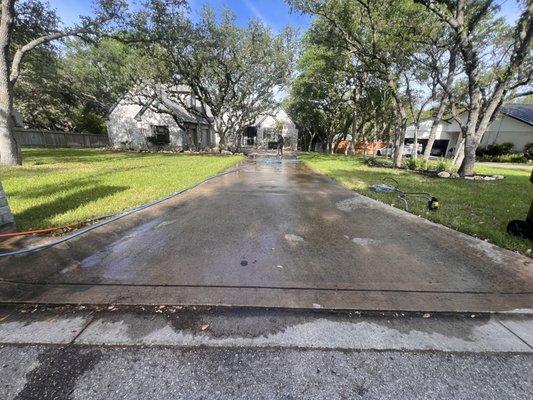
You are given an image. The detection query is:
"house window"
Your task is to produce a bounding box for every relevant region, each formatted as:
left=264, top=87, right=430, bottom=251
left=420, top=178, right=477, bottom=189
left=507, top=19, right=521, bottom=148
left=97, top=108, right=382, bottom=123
left=264, top=128, right=274, bottom=140
left=150, top=125, right=170, bottom=145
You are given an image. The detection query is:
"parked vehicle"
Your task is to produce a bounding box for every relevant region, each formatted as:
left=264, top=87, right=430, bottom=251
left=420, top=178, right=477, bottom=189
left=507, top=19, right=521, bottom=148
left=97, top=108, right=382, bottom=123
left=377, top=143, right=422, bottom=157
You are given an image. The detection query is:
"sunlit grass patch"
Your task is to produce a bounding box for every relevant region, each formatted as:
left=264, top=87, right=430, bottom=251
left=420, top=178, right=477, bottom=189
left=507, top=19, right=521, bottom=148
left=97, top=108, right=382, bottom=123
left=300, top=152, right=532, bottom=255
left=1, top=148, right=243, bottom=230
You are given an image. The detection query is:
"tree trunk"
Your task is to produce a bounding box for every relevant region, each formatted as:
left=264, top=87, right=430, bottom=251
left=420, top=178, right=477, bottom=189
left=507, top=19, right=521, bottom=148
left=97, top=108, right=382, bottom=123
left=392, top=127, right=403, bottom=167
left=307, top=133, right=315, bottom=152
left=214, top=117, right=227, bottom=151
left=392, top=111, right=407, bottom=168
left=458, top=83, right=482, bottom=176
left=452, top=136, right=465, bottom=166
left=423, top=97, right=448, bottom=160
left=388, top=74, right=406, bottom=168
left=0, top=97, right=20, bottom=165
left=0, top=0, right=20, bottom=166
left=458, top=135, right=477, bottom=176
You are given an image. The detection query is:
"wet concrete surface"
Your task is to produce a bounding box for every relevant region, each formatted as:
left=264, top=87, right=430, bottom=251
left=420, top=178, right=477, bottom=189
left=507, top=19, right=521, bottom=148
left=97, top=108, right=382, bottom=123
left=0, top=155, right=532, bottom=312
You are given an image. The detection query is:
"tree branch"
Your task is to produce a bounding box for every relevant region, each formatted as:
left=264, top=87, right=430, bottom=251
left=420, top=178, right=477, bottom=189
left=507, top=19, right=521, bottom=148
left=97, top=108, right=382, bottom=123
left=10, top=28, right=91, bottom=84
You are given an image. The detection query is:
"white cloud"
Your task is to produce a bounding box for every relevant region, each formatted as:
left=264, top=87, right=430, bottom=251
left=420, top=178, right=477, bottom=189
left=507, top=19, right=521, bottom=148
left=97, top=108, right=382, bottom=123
left=241, top=0, right=273, bottom=27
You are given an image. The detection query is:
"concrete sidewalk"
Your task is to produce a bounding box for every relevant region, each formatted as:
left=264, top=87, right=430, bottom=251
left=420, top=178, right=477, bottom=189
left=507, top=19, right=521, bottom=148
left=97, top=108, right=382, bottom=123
left=0, top=307, right=531, bottom=353
left=0, top=156, right=532, bottom=312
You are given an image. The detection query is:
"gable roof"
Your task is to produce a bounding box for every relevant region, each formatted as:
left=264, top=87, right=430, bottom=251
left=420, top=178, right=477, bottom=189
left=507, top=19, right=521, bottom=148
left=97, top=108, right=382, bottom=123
left=254, top=108, right=292, bottom=127
left=500, top=104, right=533, bottom=126
left=107, top=84, right=212, bottom=125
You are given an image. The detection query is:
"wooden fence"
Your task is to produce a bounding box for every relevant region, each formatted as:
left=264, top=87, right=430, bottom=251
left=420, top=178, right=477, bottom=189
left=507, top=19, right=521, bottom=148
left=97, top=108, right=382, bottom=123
left=14, top=129, right=109, bottom=148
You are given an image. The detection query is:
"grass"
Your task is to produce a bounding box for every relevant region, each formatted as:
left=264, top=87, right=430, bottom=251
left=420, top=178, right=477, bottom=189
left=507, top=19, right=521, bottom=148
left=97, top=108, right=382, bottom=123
left=300, top=153, right=533, bottom=255
left=1, top=148, right=243, bottom=230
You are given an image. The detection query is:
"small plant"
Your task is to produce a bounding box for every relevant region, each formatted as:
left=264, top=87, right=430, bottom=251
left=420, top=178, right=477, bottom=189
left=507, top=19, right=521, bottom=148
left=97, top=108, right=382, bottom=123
left=434, top=158, right=458, bottom=173
left=403, top=158, right=429, bottom=171
left=365, top=156, right=393, bottom=168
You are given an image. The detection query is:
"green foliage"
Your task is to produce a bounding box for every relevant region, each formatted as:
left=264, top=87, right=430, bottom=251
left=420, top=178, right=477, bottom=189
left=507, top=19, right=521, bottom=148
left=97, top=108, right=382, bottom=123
left=477, top=153, right=529, bottom=163
left=10, top=1, right=182, bottom=133
left=287, top=0, right=436, bottom=151
left=365, top=156, right=393, bottom=168
left=524, top=143, right=533, bottom=158
left=145, top=6, right=296, bottom=148
left=403, top=158, right=429, bottom=171
left=72, top=109, right=107, bottom=135
left=476, top=142, right=529, bottom=162
left=434, top=158, right=458, bottom=173
left=477, top=142, right=515, bottom=157
left=1, top=148, right=243, bottom=230
left=300, top=153, right=532, bottom=255
left=397, top=157, right=456, bottom=173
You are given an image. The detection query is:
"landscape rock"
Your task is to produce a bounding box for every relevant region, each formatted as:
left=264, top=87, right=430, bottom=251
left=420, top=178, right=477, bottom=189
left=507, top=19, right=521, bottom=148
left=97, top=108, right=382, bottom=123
left=493, top=175, right=505, bottom=180
left=437, top=171, right=450, bottom=178
left=483, top=176, right=496, bottom=181
left=473, top=175, right=484, bottom=180
left=450, top=172, right=460, bottom=179
left=464, top=176, right=475, bottom=180
left=221, top=150, right=233, bottom=155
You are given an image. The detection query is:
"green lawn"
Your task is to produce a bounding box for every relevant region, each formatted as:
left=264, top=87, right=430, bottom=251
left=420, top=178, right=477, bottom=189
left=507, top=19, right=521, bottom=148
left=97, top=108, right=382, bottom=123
left=1, top=148, right=243, bottom=230
left=300, top=153, right=533, bottom=255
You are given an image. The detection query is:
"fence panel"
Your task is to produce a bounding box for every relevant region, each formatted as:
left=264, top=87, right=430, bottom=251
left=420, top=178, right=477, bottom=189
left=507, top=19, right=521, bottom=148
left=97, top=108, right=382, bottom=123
left=14, top=129, right=109, bottom=148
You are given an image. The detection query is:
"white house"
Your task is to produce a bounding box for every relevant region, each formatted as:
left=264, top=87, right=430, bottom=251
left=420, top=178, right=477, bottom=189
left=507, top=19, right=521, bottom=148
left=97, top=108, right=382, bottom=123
left=243, top=108, right=299, bottom=150
left=106, top=86, right=215, bottom=151
left=107, top=87, right=298, bottom=152
left=405, top=103, right=533, bottom=156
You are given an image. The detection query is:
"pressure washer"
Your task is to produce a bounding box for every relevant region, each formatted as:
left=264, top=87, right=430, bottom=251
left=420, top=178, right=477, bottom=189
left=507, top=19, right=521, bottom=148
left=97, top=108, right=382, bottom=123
left=369, top=177, right=440, bottom=212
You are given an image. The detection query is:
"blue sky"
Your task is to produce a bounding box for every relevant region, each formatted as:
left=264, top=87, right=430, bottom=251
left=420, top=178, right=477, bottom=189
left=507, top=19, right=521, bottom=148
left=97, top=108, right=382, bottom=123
left=50, top=0, right=312, bottom=32
left=50, top=0, right=522, bottom=32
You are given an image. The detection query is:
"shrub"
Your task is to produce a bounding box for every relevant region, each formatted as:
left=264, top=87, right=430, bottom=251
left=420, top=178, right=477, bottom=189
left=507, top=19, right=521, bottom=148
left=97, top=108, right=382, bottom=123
left=525, top=142, right=533, bottom=159
left=479, top=142, right=515, bottom=156
left=477, top=153, right=529, bottom=163
left=403, top=157, right=428, bottom=171
left=434, top=158, right=458, bottom=173
left=365, top=156, right=393, bottom=168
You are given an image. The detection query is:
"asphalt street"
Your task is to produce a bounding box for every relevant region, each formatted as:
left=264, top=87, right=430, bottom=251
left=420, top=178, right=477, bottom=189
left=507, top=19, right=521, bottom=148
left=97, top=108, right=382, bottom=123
left=1, top=344, right=531, bottom=400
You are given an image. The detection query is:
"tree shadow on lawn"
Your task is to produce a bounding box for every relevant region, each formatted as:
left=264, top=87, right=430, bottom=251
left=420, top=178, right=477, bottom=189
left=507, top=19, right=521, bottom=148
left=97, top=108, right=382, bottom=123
left=21, top=148, right=198, bottom=166
left=6, top=166, right=145, bottom=199
left=15, top=185, right=129, bottom=229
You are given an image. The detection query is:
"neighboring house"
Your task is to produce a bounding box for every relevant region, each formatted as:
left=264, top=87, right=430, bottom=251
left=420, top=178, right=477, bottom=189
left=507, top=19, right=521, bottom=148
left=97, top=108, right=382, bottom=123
left=106, top=86, right=215, bottom=151
left=243, top=108, right=299, bottom=150
left=405, top=103, right=533, bottom=157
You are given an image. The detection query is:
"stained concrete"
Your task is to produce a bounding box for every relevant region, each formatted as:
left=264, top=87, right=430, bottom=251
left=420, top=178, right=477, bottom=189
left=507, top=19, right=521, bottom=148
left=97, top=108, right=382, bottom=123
left=0, top=310, right=92, bottom=344
left=73, top=311, right=533, bottom=352
left=0, top=307, right=532, bottom=353
left=0, top=156, right=532, bottom=312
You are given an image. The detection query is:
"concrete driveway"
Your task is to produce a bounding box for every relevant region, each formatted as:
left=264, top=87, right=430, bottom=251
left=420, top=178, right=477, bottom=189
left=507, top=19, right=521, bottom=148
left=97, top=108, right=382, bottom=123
left=0, top=155, right=532, bottom=312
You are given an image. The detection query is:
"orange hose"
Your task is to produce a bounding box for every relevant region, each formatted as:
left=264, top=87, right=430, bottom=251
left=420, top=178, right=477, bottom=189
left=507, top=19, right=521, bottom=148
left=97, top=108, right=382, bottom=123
left=0, top=224, right=78, bottom=239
